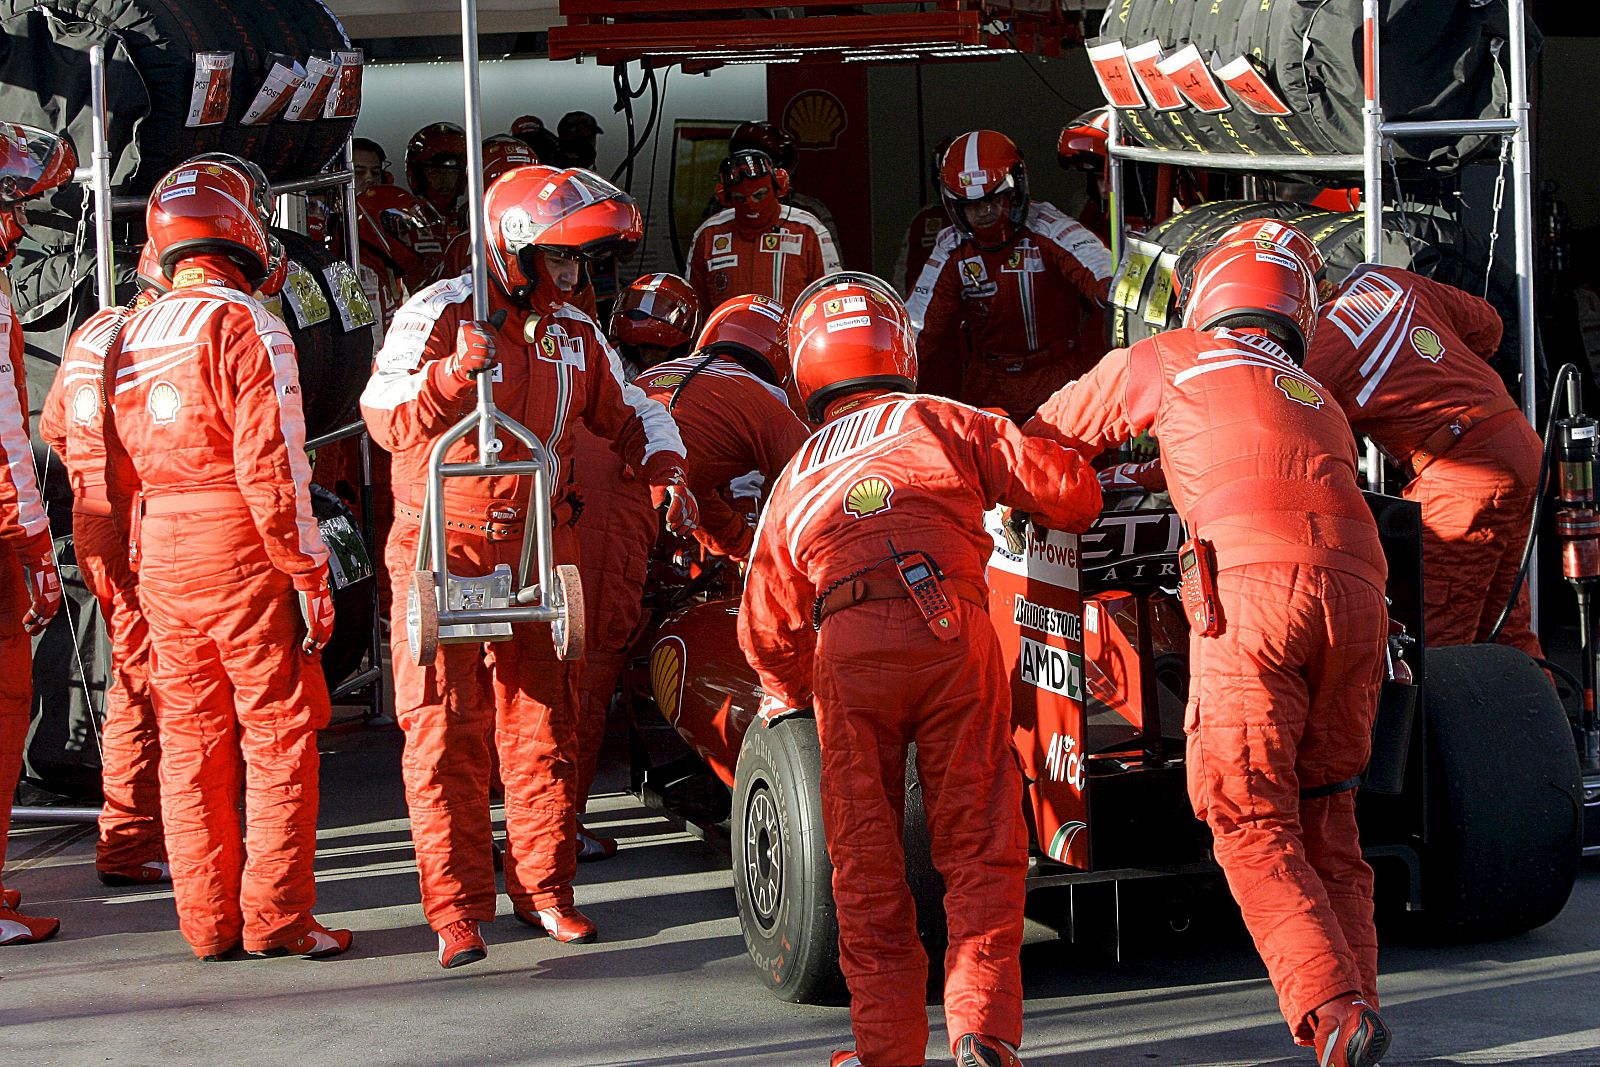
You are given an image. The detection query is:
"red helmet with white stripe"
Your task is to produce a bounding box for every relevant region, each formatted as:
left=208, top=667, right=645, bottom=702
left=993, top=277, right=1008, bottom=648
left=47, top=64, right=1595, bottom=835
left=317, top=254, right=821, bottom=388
left=1058, top=109, right=1111, bottom=171
left=1178, top=234, right=1319, bottom=361
left=484, top=165, right=643, bottom=311
left=358, top=184, right=445, bottom=280
left=1209, top=217, right=1325, bottom=279
left=697, top=293, right=790, bottom=387
left=788, top=273, right=916, bottom=422
left=146, top=161, right=274, bottom=284
left=609, top=273, right=700, bottom=360
left=939, top=130, right=1029, bottom=251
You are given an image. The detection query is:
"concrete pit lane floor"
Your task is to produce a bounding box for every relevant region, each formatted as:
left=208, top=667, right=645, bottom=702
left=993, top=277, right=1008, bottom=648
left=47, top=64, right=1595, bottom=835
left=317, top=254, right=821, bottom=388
left=4, top=719, right=1597, bottom=1067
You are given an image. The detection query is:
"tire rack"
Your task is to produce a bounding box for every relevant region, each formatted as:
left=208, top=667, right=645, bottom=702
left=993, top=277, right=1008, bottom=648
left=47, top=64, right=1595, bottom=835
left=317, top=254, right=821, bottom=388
left=1103, top=0, right=1540, bottom=621
left=12, top=49, right=386, bottom=825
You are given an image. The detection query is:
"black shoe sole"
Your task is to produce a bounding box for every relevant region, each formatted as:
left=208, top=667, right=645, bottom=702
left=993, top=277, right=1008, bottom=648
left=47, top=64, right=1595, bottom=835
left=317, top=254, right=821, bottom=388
left=440, top=947, right=487, bottom=969
left=1348, top=1011, right=1392, bottom=1067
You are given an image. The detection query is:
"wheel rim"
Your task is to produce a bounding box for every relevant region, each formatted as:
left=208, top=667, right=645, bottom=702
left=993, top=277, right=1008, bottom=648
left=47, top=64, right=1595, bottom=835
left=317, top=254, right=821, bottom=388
left=744, top=782, right=783, bottom=934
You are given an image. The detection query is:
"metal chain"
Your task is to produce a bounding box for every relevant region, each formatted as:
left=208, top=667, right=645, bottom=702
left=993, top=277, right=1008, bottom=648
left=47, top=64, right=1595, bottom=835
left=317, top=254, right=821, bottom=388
left=1483, top=134, right=1512, bottom=297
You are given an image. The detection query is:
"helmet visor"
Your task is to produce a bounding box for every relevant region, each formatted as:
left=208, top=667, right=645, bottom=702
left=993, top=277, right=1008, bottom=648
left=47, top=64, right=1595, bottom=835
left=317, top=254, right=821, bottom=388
left=615, top=286, right=697, bottom=337
left=0, top=124, right=72, bottom=205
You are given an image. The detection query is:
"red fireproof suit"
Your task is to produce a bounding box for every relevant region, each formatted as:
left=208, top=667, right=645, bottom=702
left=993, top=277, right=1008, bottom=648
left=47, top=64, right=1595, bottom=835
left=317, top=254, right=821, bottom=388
left=1304, top=266, right=1543, bottom=658
left=687, top=204, right=840, bottom=313
left=569, top=424, right=655, bottom=813
left=1027, top=327, right=1389, bottom=1043
left=361, top=274, right=686, bottom=930
left=0, top=293, right=54, bottom=908
left=110, top=257, right=333, bottom=957
left=40, top=300, right=165, bottom=877
left=739, top=394, right=1102, bottom=1066
left=906, top=201, right=1113, bottom=420
left=636, top=354, right=811, bottom=561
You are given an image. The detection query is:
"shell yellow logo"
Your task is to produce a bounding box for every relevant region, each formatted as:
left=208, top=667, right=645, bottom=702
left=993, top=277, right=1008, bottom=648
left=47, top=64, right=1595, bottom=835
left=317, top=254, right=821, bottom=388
left=1410, top=326, right=1445, bottom=362
left=843, top=476, right=895, bottom=518
left=782, top=90, right=847, bottom=150
left=650, top=638, right=687, bottom=727
left=148, top=380, right=182, bottom=426
left=1275, top=373, right=1324, bottom=409
left=650, top=373, right=686, bottom=388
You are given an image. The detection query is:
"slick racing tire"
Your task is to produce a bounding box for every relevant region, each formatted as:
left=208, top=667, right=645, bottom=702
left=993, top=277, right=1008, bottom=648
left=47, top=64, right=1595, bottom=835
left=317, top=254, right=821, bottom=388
left=1408, top=644, right=1582, bottom=941
left=732, top=715, right=843, bottom=1005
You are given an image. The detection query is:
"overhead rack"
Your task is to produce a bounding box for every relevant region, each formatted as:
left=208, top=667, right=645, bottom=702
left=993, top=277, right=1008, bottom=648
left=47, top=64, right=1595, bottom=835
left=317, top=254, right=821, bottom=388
left=1103, top=0, right=1538, bottom=608
left=548, top=0, right=1077, bottom=67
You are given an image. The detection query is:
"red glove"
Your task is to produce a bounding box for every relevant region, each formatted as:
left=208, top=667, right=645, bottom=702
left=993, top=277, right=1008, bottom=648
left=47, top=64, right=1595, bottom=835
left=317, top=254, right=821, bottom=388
left=1098, top=459, right=1166, bottom=493
left=649, top=466, right=700, bottom=536
left=447, top=319, right=500, bottom=383
left=296, top=567, right=336, bottom=654
left=19, top=537, right=61, bottom=636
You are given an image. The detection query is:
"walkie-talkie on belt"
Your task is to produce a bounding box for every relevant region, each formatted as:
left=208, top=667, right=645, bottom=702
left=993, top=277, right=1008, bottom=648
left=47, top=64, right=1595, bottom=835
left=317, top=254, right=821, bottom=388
left=894, top=550, right=962, bottom=641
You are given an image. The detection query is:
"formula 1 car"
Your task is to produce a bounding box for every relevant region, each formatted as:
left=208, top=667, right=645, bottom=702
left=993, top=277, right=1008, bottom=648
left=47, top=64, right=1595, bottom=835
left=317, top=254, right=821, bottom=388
left=625, top=488, right=1583, bottom=1003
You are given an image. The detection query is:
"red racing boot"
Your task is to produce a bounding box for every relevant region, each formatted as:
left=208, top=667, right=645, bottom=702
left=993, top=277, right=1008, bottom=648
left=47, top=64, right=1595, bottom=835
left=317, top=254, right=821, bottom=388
left=955, top=1034, right=1023, bottom=1067
left=1311, top=996, right=1391, bottom=1067
left=98, top=860, right=172, bottom=887
left=2, top=888, right=20, bottom=909
left=514, top=903, right=598, bottom=944
left=248, top=921, right=353, bottom=960
left=0, top=906, right=60, bottom=945
left=829, top=1053, right=863, bottom=1066
left=437, top=919, right=487, bottom=969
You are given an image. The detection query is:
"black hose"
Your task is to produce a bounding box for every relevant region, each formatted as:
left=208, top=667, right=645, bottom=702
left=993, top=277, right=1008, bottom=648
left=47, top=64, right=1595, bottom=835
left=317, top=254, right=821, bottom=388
left=610, top=62, right=661, bottom=192
left=1534, top=656, right=1583, bottom=702
left=1487, top=361, right=1579, bottom=642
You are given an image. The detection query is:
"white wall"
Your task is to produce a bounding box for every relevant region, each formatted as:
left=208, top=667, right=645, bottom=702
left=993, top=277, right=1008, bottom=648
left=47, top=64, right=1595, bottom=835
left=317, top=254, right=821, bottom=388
left=355, top=57, right=766, bottom=274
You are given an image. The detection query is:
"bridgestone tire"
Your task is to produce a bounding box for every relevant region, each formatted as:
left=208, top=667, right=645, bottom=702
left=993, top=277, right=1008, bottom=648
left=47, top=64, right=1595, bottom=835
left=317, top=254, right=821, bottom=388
left=732, top=716, right=843, bottom=1005
left=1408, top=644, right=1582, bottom=941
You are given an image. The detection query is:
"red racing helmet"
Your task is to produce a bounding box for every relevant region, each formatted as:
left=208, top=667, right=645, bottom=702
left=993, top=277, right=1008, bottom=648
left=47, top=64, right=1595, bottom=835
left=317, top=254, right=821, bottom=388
left=1209, top=217, right=1325, bottom=279
left=0, top=123, right=76, bottom=266
left=939, top=130, right=1029, bottom=251
left=405, top=122, right=467, bottom=213
left=610, top=273, right=700, bottom=354
left=134, top=239, right=171, bottom=294
left=146, top=161, right=274, bottom=284
left=788, top=272, right=917, bottom=422
left=483, top=133, right=539, bottom=187
left=358, top=183, right=445, bottom=279
left=697, top=293, right=790, bottom=387
left=484, top=165, right=643, bottom=309
left=181, top=151, right=286, bottom=294
left=1178, top=236, right=1319, bottom=361
left=729, top=120, right=798, bottom=174
left=1058, top=108, right=1111, bottom=171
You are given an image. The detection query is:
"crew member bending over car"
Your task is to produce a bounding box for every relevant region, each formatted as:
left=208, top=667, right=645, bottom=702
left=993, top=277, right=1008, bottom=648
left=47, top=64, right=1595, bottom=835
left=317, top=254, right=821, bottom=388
left=362, top=165, right=697, bottom=968
left=636, top=292, right=810, bottom=563
left=568, top=272, right=703, bottom=861
left=1299, top=247, right=1543, bottom=660
left=739, top=272, right=1102, bottom=1067
left=1025, top=224, right=1391, bottom=1067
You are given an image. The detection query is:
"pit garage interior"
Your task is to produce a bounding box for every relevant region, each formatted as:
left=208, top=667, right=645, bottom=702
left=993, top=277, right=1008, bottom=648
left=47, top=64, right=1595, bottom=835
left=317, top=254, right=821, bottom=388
left=5, top=1, right=1600, bottom=1065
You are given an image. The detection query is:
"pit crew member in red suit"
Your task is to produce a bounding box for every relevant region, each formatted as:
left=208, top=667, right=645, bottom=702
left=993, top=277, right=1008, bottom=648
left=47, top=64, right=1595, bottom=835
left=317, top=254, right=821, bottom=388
left=739, top=272, right=1102, bottom=1067
left=1025, top=228, right=1392, bottom=1067
left=568, top=272, right=701, bottom=861
left=687, top=149, right=839, bottom=313
left=1299, top=249, right=1542, bottom=659
left=906, top=130, right=1113, bottom=421
left=361, top=165, right=697, bottom=968
left=112, top=159, right=349, bottom=961
left=0, top=123, right=70, bottom=943
left=41, top=241, right=170, bottom=889
left=636, top=292, right=810, bottom=563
